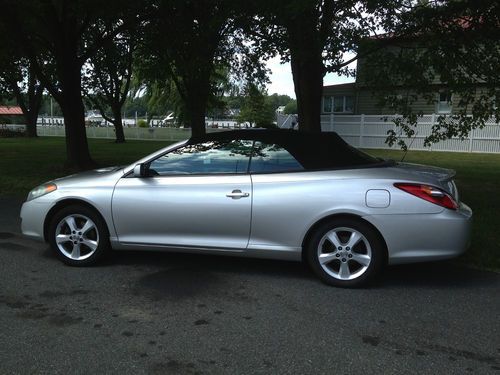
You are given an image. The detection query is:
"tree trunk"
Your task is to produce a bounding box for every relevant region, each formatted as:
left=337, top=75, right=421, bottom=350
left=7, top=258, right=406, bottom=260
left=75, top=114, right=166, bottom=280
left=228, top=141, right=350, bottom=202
left=112, top=107, right=126, bottom=143
left=25, top=86, right=43, bottom=138
left=185, top=79, right=210, bottom=137
left=59, top=64, right=95, bottom=169
left=286, top=15, right=325, bottom=133
left=10, top=77, right=43, bottom=138
left=289, top=54, right=324, bottom=133
left=187, top=100, right=207, bottom=137
left=25, top=112, right=38, bottom=137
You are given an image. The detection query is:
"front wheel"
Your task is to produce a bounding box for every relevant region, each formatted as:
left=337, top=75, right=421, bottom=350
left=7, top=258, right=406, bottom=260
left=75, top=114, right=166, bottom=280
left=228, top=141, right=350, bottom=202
left=306, top=218, right=385, bottom=288
left=48, top=205, right=109, bottom=266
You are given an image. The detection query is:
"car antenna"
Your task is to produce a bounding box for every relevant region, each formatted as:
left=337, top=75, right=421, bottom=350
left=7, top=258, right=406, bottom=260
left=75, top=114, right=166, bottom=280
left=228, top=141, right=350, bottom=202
left=401, top=131, right=418, bottom=162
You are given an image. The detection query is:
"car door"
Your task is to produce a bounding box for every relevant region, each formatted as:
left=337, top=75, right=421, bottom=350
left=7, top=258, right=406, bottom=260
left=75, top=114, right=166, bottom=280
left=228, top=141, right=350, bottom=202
left=112, top=139, right=253, bottom=250
left=248, top=141, right=311, bottom=251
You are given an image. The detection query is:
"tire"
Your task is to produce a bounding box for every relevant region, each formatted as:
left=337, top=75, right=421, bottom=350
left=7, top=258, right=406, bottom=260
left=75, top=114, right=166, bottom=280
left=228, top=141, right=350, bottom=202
left=306, top=218, right=385, bottom=288
left=48, top=204, right=110, bottom=266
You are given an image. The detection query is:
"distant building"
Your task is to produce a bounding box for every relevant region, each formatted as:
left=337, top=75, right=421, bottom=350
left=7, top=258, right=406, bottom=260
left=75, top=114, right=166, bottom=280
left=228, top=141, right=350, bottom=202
left=0, top=106, right=23, bottom=115
left=0, top=105, right=24, bottom=124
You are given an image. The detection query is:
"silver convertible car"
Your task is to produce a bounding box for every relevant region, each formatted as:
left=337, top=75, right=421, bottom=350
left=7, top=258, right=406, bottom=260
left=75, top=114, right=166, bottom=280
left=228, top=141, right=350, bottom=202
left=21, top=129, right=472, bottom=287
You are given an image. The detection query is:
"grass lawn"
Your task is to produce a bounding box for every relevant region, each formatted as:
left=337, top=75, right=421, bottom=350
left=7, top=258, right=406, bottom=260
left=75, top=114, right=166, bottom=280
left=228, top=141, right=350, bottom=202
left=1, top=136, right=499, bottom=271
left=0, top=137, right=174, bottom=197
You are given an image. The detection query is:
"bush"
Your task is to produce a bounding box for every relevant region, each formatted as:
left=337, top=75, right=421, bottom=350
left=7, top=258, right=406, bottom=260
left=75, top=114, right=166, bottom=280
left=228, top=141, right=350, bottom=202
left=255, top=122, right=277, bottom=129
left=0, top=126, right=25, bottom=138
left=284, top=100, right=297, bottom=115
left=137, top=119, right=148, bottom=128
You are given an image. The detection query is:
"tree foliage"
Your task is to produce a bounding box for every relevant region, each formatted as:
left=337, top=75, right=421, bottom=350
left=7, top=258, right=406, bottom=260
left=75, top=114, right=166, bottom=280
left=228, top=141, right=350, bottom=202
left=246, top=0, right=394, bottom=132
left=0, top=0, right=139, bottom=167
left=284, top=100, right=298, bottom=115
left=84, top=29, right=135, bottom=142
left=0, top=21, right=43, bottom=137
left=137, top=0, right=239, bottom=136
left=238, top=83, right=275, bottom=127
left=0, top=0, right=499, bottom=166
left=361, top=0, right=500, bottom=149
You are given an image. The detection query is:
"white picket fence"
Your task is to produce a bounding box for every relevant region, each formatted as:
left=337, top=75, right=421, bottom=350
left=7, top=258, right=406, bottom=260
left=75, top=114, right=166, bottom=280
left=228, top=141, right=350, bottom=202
left=321, top=114, right=500, bottom=153
left=4, top=114, right=500, bottom=153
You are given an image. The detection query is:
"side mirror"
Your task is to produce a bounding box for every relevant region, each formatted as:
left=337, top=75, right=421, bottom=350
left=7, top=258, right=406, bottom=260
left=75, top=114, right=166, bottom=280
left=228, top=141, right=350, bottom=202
left=133, top=163, right=147, bottom=177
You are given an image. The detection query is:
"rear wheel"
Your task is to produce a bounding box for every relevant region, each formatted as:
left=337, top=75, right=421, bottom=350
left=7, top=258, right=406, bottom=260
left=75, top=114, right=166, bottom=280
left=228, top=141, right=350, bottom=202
left=48, top=205, right=109, bottom=266
left=306, top=218, right=385, bottom=287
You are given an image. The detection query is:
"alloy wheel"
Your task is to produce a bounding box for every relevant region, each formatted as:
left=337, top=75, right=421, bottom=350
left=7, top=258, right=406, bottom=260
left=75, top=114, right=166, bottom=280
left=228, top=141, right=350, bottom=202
left=317, top=227, right=372, bottom=280
left=55, top=214, right=100, bottom=261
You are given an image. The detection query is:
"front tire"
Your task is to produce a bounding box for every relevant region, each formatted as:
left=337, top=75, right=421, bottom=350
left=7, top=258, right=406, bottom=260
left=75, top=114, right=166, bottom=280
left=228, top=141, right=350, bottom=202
left=306, top=218, right=385, bottom=288
left=48, top=205, right=109, bottom=266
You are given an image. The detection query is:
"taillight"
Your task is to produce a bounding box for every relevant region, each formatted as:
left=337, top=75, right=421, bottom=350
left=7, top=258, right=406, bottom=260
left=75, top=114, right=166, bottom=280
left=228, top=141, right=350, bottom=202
left=394, top=183, right=458, bottom=210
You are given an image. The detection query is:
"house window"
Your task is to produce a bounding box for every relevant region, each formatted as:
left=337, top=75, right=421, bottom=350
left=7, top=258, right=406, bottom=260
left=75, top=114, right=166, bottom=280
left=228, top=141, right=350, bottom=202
left=322, top=96, right=354, bottom=113
left=437, top=92, right=452, bottom=114
left=345, top=96, right=354, bottom=112
left=333, top=96, right=344, bottom=112
left=323, top=96, right=333, bottom=113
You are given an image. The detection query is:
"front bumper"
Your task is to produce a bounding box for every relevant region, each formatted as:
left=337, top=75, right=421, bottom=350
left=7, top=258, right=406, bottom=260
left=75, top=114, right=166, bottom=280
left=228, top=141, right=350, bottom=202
left=20, top=198, right=55, bottom=242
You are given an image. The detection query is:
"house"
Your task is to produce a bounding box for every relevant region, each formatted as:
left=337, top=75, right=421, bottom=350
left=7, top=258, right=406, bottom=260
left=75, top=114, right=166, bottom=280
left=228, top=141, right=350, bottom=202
left=322, top=32, right=494, bottom=116
left=322, top=83, right=458, bottom=116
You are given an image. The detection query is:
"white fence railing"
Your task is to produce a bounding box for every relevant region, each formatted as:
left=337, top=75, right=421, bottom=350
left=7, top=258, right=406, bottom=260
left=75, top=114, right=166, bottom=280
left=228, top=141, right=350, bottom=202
left=4, top=114, right=500, bottom=153
left=321, top=114, right=500, bottom=153
left=38, top=125, right=195, bottom=142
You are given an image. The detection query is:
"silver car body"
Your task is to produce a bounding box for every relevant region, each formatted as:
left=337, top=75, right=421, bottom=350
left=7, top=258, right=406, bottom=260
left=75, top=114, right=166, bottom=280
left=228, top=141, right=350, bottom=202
left=21, top=138, right=472, bottom=265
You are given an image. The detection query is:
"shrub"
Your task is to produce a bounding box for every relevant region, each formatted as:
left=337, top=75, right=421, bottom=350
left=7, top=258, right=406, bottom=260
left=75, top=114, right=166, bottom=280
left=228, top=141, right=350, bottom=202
left=255, top=122, right=277, bottom=129
left=0, top=127, right=25, bottom=138
left=137, top=119, right=148, bottom=128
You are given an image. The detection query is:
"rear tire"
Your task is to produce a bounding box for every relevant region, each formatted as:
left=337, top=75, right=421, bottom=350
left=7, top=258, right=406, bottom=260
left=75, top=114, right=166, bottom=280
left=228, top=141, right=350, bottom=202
left=48, top=205, right=109, bottom=266
left=306, top=218, right=385, bottom=288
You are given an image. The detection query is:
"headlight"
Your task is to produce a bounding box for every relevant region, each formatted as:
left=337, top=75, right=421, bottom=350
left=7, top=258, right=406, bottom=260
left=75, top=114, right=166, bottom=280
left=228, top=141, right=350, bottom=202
left=27, top=183, right=57, bottom=201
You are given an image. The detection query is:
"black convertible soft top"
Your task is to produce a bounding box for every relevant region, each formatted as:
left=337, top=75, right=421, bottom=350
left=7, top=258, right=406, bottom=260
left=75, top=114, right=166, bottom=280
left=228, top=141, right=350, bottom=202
left=189, top=129, right=380, bottom=170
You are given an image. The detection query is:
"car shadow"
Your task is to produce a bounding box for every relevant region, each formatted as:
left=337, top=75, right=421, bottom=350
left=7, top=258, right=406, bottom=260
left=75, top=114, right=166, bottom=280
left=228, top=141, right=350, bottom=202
left=41, top=246, right=499, bottom=289
left=109, top=250, right=314, bottom=281
left=380, top=261, right=499, bottom=289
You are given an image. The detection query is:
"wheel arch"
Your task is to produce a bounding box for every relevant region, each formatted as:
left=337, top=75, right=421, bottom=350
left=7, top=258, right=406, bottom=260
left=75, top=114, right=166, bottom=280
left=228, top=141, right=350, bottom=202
left=301, top=213, right=388, bottom=263
left=43, top=199, right=109, bottom=242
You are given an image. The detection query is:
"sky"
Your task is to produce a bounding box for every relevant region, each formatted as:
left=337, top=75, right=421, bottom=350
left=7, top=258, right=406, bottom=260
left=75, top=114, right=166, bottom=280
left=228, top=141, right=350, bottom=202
left=265, top=55, right=356, bottom=98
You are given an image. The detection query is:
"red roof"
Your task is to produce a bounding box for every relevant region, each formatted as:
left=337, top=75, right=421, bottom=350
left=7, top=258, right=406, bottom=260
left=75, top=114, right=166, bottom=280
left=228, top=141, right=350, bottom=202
left=0, top=106, right=23, bottom=115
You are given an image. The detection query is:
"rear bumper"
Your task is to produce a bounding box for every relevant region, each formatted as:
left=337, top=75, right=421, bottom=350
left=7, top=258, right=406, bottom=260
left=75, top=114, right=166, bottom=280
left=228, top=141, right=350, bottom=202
left=364, top=202, right=472, bottom=265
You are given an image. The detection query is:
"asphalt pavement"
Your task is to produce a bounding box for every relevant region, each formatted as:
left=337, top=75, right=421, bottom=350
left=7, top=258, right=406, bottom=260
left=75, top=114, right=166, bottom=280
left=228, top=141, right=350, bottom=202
left=1, top=196, right=499, bottom=374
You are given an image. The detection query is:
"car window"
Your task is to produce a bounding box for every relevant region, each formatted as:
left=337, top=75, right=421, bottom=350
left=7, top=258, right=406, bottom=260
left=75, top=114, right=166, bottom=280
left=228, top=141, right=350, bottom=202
left=149, top=140, right=253, bottom=175
left=250, top=141, right=304, bottom=173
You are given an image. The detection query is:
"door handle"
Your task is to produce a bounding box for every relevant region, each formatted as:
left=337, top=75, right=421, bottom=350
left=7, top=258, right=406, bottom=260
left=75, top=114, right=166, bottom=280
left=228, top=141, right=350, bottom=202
left=226, top=189, right=250, bottom=199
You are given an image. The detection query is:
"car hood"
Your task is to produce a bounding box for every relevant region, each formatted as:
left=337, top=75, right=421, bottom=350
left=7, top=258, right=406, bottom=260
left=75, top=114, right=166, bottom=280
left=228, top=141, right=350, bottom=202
left=53, top=166, right=125, bottom=187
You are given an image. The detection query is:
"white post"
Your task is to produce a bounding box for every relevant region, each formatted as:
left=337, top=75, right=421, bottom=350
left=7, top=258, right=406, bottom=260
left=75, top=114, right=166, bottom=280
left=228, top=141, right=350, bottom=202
left=135, top=111, right=138, bottom=127
left=429, top=113, right=436, bottom=151
left=360, top=114, right=365, bottom=148
left=330, top=113, right=334, bottom=131
left=469, top=127, right=474, bottom=153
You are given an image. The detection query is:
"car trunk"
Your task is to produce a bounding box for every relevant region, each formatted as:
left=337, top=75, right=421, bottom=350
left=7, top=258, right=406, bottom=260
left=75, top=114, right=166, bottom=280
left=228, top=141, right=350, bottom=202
left=394, top=162, right=459, bottom=201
